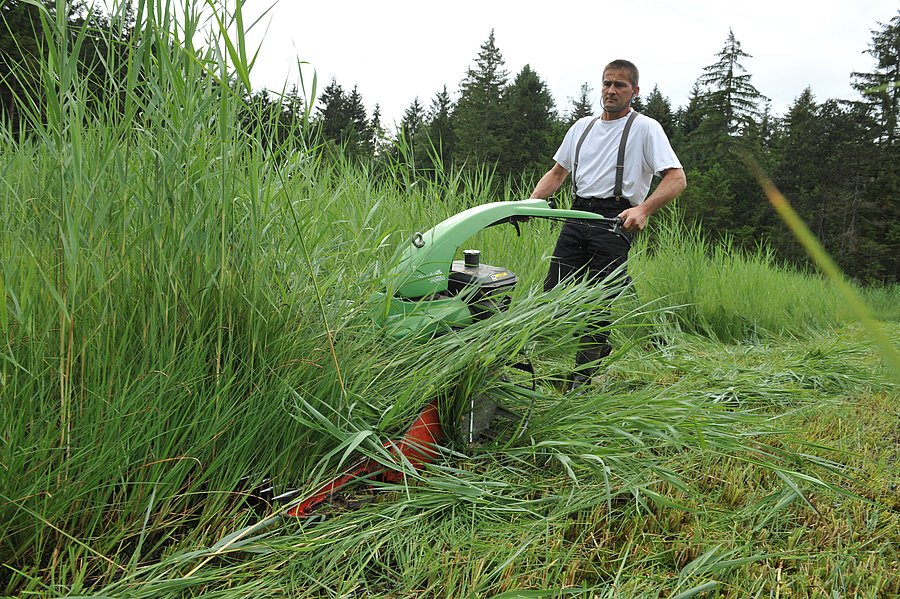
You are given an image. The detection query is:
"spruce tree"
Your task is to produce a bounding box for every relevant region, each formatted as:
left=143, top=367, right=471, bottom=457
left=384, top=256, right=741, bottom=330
left=698, top=29, right=768, bottom=136
left=500, top=64, right=557, bottom=178
left=679, top=31, right=768, bottom=248
left=807, top=99, right=882, bottom=280
left=566, top=82, right=594, bottom=125
left=394, top=96, right=426, bottom=169
left=345, top=85, right=371, bottom=156
left=424, top=85, right=456, bottom=167
left=399, top=97, right=425, bottom=144
left=370, top=103, right=387, bottom=156
left=850, top=11, right=900, bottom=281
left=852, top=12, right=900, bottom=146
left=675, top=83, right=705, bottom=145
left=642, top=85, right=675, bottom=138
left=284, top=85, right=309, bottom=127
left=316, top=78, right=349, bottom=147
left=315, top=80, right=371, bottom=158
left=771, top=87, right=825, bottom=261
left=453, top=30, right=509, bottom=167
left=771, top=85, right=894, bottom=282
left=630, top=95, right=645, bottom=113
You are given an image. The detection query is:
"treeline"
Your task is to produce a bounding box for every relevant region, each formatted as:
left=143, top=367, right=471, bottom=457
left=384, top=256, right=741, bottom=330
left=1, top=3, right=897, bottom=283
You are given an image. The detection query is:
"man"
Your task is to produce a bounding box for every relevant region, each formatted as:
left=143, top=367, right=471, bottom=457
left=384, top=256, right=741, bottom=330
left=530, top=59, right=686, bottom=388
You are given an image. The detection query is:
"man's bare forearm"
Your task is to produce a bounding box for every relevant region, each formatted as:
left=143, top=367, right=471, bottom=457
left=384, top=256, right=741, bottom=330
left=639, top=168, right=686, bottom=216
left=618, top=168, right=686, bottom=232
left=530, top=163, right=569, bottom=199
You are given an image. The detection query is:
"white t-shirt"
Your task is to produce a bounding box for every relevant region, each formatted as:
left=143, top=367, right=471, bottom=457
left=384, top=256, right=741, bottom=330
left=553, top=112, right=682, bottom=206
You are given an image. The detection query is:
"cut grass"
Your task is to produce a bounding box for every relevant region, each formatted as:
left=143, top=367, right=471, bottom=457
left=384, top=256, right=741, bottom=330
left=71, top=327, right=897, bottom=599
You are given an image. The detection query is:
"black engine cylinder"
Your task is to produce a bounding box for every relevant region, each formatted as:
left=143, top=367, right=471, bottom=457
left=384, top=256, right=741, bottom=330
left=448, top=256, right=518, bottom=320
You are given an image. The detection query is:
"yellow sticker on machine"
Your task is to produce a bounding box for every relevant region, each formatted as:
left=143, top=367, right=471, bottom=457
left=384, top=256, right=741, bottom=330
left=490, top=272, right=509, bottom=281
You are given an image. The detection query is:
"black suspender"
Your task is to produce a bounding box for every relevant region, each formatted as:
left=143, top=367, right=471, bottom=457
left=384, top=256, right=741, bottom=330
left=572, top=116, right=601, bottom=199
left=572, top=110, right=639, bottom=201
left=614, top=110, right=639, bottom=201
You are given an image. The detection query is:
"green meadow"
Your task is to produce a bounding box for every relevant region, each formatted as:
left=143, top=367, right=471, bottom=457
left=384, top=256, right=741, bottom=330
left=1, top=2, right=897, bottom=597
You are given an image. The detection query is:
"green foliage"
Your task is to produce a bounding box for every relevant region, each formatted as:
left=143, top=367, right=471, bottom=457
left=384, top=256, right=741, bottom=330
left=769, top=92, right=895, bottom=282
left=499, top=64, right=557, bottom=177
left=3, top=5, right=898, bottom=283
left=852, top=11, right=900, bottom=146
left=238, top=86, right=311, bottom=154
left=315, top=79, right=374, bottom=158
left=642, top=85, right=675, bottom=138
left=0, top=0, right=136, bottom=134
left=0, top=0, right=49, bottom=128
left=423, top=85, right=455, bottom=164
left=399, top=96, right=424, bottom=142
left=675, top=164, right=736, bottom=235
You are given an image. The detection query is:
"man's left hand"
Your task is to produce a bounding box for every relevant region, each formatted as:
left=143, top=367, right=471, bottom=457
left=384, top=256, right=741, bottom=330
left=617, top=206, right=649, bottom=233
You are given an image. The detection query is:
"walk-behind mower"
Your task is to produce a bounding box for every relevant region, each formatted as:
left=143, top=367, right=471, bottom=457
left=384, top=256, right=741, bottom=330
left=268, top=198, right=629, bottom=520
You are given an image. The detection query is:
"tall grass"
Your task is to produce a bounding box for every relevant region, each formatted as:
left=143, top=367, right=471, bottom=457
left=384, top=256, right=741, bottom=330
left=626, top=208, right=846, bottom=343
left=1, top=2, right=894, bottom=597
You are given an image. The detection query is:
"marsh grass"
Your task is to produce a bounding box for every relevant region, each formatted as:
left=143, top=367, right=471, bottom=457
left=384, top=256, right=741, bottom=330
left=625, top=209, right=848, bottom=343
left=1, top=1, right=897, bottom=597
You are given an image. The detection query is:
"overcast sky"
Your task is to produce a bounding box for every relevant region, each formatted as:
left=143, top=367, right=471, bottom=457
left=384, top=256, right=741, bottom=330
left=239, top=1, right=898, bottom=127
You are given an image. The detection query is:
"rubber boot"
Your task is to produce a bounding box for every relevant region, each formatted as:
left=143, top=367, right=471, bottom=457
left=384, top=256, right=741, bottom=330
left=568, top=343, right=612, bottom=392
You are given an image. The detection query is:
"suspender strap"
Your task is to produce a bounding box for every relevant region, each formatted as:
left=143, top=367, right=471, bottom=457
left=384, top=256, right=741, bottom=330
left=614, top=110, right=639, bottom=200
left=572, top=110, right=640, bottom=201
left=572, top=116, right=601, bottom=199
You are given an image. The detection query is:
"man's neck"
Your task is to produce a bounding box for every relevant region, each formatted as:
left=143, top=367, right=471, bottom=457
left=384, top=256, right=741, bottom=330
left=602, top=107, right=632, bottom=121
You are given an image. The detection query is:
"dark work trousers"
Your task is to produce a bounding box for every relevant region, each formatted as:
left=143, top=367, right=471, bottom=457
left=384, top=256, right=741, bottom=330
left=544, top=197, right=634, bottom=379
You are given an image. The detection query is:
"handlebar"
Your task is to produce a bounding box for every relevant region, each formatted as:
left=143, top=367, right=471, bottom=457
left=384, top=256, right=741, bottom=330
left=501, top=205, right=626, bottom=234
left=394, top=199, right=630, bottom=298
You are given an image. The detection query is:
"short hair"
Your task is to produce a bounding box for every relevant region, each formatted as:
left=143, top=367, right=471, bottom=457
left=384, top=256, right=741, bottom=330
left=604, top=59, right=639, bottom=87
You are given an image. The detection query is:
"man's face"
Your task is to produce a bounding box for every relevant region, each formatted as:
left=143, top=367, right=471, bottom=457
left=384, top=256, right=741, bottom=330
left=601, top=68, right=639, bottom=115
